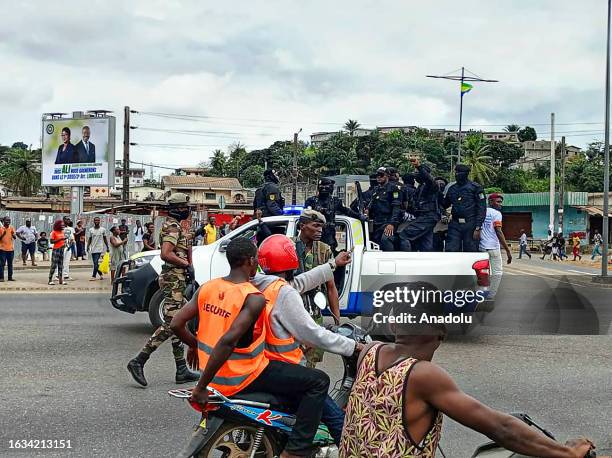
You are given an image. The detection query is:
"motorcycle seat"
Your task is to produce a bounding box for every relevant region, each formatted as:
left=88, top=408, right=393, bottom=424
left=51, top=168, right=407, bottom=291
left=231, top=392, right=298, bottom=413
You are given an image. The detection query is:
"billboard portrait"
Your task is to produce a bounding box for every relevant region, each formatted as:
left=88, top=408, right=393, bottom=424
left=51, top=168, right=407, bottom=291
left=41, top=116, right=115, bottom=186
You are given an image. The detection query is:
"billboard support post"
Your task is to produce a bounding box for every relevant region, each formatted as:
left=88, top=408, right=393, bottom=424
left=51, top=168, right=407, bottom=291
left=71, top=112, right=84, bottom=216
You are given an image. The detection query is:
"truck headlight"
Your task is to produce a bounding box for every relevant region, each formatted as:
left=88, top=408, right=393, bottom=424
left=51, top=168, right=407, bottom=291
left=133, top=254, right=156, bottom=268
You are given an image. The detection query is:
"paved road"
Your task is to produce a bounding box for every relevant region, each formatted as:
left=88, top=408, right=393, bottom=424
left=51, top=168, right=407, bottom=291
left=1, top=294, right=610, bottom=457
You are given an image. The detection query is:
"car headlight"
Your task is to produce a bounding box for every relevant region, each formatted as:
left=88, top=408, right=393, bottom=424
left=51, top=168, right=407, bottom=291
left=133, top=254, right=156, bottom=268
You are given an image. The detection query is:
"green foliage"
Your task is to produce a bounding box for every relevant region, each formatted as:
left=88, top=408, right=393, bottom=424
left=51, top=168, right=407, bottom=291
left=208, top=149, right=227, bottom=177
left=0, top=147, right=42, bottom=196
left=504, top=124, right=520, bottom=133
left=487, top=140, right=525, bottom=168
left=344, top=119, right=361, bottom=136
left=11, top=141, right=29, bottom=150
left=240, top=164, right=265, bottom=188
left=565, top=154, right=608, bottom=192
left=518, top=126, right=537, bottom=142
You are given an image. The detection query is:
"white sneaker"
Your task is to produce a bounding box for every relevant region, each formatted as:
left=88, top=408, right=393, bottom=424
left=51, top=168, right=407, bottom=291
left=48, top=281, right=55, bottom=285
left=64, top=276, right=73, bottom=281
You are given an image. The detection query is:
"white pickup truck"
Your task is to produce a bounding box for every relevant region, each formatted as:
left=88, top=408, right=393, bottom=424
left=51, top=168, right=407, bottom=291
left=110, top=215, right=490, bottom=327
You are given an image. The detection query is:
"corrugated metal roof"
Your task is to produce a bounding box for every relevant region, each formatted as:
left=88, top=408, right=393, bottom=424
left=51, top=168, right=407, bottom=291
left=162, top=175, right=242, bottom=190
left=503, top=192, right=588, bottom=207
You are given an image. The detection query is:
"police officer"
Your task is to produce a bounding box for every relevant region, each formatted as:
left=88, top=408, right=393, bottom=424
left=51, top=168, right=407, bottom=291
left=127, top=193, right=199, bottom=387
left=398, top=158, right=440, bottom=252
left=253, top=169, right=285, bottom=217
left=305, top=177, right=365, bottom=251
left=368, top=167, right=402, bottom=251
left=443, top=164, right=487, bottom=252
left=350, top=174, right=378, bottom=213
left=401, top=173, right=418, bottom=214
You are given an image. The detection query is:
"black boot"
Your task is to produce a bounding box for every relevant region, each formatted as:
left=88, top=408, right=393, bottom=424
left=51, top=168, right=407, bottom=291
left=175, top=359, right=200, bottom=384
left=127, top=353, right=149, bottom=387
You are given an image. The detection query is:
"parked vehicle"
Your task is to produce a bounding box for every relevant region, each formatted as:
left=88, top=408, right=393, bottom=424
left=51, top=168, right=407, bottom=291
left=111, top=215, right=490, bottom=327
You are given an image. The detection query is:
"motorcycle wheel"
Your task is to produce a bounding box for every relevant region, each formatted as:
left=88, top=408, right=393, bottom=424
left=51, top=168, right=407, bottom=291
left=196, top=422, right=279, bottom=458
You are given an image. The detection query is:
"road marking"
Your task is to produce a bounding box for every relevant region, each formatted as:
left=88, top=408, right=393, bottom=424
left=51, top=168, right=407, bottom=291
left=567, top=269, right=595, bottom=275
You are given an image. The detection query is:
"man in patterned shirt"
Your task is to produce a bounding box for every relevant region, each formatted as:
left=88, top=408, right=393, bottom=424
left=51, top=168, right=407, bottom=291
left=340, top=283, right=596, bottom=458
left=127, top=193, right=199, bottom=387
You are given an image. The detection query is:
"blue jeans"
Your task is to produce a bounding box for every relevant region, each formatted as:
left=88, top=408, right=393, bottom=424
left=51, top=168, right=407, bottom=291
left=0, top=249, right=15, bottom=280
left=321, top=395, right=345, bottom=446
left=91, top=252, right=103, bottom=278
left=591, top=245, right=602, bottom=259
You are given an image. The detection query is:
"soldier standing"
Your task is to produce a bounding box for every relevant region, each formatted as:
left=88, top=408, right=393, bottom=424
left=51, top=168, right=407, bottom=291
left=127, top=193, right=199, bottom=387
left=253, top=169, right=285, bottom=217
left=304, top=177, right=365, bottom=252
left=398, top=158, right=440, bottom=252
left=443, top=164, right=487, bottom=252
left=368, top=167, right=403, bottom=251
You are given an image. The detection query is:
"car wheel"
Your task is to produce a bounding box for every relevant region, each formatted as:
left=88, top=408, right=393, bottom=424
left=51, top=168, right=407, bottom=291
left=148, top=289, right=165, bottom=328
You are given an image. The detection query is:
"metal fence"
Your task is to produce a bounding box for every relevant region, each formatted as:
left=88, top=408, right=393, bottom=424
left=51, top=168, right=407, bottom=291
left=1, top=210, right=166, bottom=257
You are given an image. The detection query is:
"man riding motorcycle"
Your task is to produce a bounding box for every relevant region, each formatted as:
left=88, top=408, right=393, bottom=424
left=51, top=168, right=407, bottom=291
left=252, top=234, right=363, bottom=445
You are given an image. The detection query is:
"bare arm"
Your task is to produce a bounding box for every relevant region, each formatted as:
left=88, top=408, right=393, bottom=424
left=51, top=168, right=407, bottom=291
left=326, top=279, right=341, bottom=324
left=170, top=292, right=200, bottom=349
left=495, top=226, right=512, bottom=264
left=160, top=240, right=189, bottom=268
left=195, top=294, right=266, bottom=390
left=412, top=362, right=591, bottom=458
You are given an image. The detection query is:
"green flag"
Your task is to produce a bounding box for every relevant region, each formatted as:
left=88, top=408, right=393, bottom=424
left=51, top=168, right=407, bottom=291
left=461, top=82, right=473, bottom=94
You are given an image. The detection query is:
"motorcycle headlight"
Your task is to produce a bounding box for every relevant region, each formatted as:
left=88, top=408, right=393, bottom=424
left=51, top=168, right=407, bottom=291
left=133, top=254, right=155, bottom=268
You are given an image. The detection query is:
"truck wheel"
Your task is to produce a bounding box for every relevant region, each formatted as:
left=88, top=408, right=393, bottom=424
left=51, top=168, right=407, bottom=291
left=148, top=289, right=165, bottom=328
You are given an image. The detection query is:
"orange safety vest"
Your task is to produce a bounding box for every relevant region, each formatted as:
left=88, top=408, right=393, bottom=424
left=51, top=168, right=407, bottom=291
left=261, top=278, right=304, bottom=364
left=196, top=277, right=269, bottom=396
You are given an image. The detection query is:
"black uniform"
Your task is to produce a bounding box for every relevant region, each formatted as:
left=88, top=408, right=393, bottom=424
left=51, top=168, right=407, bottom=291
left=253, top=181, right=285, bottom=217
left=369, top=182, right=403, bottom=251
left=304, top=195, right=363, bottom=251
left=443, top=179, right=487, bottom=252
left=398, top=165, right=440, bottom=252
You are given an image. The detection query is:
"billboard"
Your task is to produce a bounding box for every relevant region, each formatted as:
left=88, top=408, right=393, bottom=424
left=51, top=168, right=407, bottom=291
left=41, top=116, right=115, bottom=186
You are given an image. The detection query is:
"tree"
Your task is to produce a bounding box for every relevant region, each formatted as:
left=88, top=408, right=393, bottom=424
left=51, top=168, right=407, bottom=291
left=208, top=149, right=227, bottom=176
left=454, top=133, right=495, bottom=185
left=504, top=124, right=520, bottom=133
left=518, top=126, right=537, bottom=142
left=240, top=164, right=265, bottom=188
left=487, top=140, right=524, bottom=168
left=344, top=119, right=361, bottom=136
left=0, top=147, right=41, bottom=196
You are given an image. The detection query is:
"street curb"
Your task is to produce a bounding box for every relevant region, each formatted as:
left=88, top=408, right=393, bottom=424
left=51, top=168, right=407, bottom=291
left=12, top=264, right=92, bottom=272
left=0, top=287, right=110, bottom=292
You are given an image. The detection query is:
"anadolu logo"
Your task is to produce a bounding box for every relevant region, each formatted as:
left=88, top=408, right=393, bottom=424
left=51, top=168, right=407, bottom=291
left=46, top=124, right=54, bottom=135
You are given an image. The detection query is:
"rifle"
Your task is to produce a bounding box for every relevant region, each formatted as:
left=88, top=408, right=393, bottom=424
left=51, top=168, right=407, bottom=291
left=355, top=181, right=367, bottom=216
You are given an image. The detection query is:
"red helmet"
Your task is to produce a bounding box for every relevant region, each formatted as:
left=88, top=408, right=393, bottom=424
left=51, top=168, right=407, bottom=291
left=258, top=234, right=299, bottom=274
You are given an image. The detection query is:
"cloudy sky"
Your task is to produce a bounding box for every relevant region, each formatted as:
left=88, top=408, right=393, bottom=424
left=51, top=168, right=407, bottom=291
left=1, top=0, right=609, bottom=175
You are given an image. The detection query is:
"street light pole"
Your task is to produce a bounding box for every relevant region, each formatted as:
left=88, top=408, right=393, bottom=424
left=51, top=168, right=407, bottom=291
left=602, top=0, right=611, bottom=278
left=458, top=66, right=465, bottom=161
left=292, top=128, right=302, bottom=205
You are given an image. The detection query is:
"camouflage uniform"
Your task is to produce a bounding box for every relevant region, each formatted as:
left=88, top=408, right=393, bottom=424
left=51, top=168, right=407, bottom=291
left=294, top=238, right=333, bottom=368
left=141, top=217, right=189, bottom=361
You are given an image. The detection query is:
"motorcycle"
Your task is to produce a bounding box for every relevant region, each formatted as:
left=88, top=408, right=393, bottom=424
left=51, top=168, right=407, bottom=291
left=169, top=321, right=370, bottom=458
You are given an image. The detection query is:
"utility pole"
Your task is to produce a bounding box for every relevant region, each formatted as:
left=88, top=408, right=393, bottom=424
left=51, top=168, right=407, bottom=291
left=122, top=106, right=130, bottom=205
left=558, top=136, right=566, bottom=234
left=426, top=67, right=498, bottom=165
left=292, top=128, right=302, bottom=205
left=601, top=0, right=611, bottom=279
left=549, top=113, right=555, bottom=236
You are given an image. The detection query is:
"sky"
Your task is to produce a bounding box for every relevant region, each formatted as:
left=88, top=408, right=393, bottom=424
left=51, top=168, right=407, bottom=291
left=1, top=0, right=609, bottom=177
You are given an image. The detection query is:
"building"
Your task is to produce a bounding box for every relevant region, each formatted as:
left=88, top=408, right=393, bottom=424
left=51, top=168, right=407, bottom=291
left=174, top=167, right=209, bottom=176
left=114, top=160, right=145, bottom=190
left=516, top=141, right=581, bottom=170
left=328, top=174, right=371, bottom=208
left=129, top=186, right=166, bottom=201
left=376, top=126, right=420, bottom=135
left=161, top=175, right=247, bottom=205
left=310, top=128, right=374, bottom=146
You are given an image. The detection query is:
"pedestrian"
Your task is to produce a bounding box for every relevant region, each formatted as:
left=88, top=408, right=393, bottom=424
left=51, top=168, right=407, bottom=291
left=127, top=193, right=199, bottom=387
left=87, top=216, right=109, bottom=281
left=118, top=218, right=129, bottom=258
left=572, top=233, right=583, bottom=261
left=109, top=226, right=128, bottom=282
left=443, top=163, right=487, bottom=252
left=0, top=216, right=17, bottom=282
left=398, top=158, right=441, bottom=252
left=133, top=220, right=145, bottom=252
left=479, top=193, right=512, bottom=299
left=141, top=222, right=156, bottom=251
left=518, top=229, right=531, bottom=259
left=37, top=232, right=50, bottom=261
left=48, top=220, right=67, bottom=286
left=558, top=233, right=568, bottom=261
left=60, top=216, right=76, bottom=281
left=74, top=220, right=86, bottom=260
left=16, top=218, right=38, bottom=267
left=198, top=216, right=218, bottom=245
left=591, top=229, right=603, bottom=260
left=551, top=234, right=560, bottom=261
left=294, top=209, right=341, bottom=368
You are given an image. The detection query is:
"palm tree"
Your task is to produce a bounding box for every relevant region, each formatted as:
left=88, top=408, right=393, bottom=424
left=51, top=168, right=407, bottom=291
left=461, top=143, right=496, bottom=185
left=0, top=148, right=41, bottom=196
left=504, top=124, right=520, bottom=133
left=208, top=149, right=227, bottom=176
left=344, top=119, right=361, bottom=136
